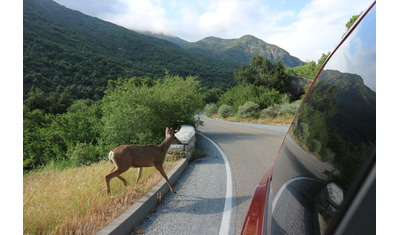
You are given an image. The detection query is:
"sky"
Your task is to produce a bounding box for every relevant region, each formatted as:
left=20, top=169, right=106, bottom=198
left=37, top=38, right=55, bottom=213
left=53, top=0, right=372, bottom=62
left=325, top=4, right=376, bottom=91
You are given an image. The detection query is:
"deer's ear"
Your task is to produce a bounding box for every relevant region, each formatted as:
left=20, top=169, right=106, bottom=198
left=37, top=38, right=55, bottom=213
left=165, top=127, right=169, bottom=136
left=169, top=128, right=173, bottom=135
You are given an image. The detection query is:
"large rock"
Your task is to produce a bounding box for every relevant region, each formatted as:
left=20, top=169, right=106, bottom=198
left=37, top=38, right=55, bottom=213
left=288, top=75, right=313, bottom=99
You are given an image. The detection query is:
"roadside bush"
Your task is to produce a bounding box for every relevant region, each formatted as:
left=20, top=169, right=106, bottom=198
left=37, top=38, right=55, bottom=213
left=217, top=84, right=283, bottom=113
left=218, top=104, right=233, bottom=118
left=102, top=75, right=204, bottom=147
left=260, top=104, right=281, bottom=118
left=23, top=99, right=103, bottom=170
left=67, top=142, right=100, bottom=167
left=204, top=103, right=218, bottom=117
left=280, top=99, right=302, bottom=115
left=237, top=101, right=260, bottom=118
left=260, top=99, right=301, bottom=118
left=308, top=139, right=322, bottom=154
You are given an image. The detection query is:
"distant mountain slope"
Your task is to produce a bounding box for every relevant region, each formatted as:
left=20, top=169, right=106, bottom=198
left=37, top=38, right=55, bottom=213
left=140, top=33, right=305, bottom=67
left=183, top=35, right=305, bottom=67
left=23, top=0, right=237, bottom=99
left=141, top=31, right=191, bottom=48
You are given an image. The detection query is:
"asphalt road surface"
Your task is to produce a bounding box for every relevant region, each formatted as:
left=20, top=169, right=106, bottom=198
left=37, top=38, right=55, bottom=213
left=135, top=117, right=288, bottom=234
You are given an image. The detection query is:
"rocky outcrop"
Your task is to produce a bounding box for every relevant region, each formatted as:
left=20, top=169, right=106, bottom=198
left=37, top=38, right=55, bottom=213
left=288, top=75, right=313, bottom=99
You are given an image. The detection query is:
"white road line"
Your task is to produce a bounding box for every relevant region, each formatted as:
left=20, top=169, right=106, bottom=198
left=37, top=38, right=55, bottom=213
left=271, top=177, right=323, bottom=214
left=198, top=132, right=234, bottom=235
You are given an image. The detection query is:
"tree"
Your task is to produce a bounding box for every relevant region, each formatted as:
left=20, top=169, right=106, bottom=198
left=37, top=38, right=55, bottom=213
left=346, top=13, right=361, bottom=31
left=234, top=55, right=289, bottom=93
left=343, top=13, right=362, bottom=38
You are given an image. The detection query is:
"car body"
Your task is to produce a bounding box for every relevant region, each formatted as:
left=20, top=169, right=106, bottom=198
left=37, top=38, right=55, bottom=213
left=241, top=2, right=376, bottom=234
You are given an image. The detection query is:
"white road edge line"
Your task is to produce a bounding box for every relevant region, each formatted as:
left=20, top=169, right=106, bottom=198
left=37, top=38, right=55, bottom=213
left=198, top=132, right=234, bottom=235
left=271, top=177, right=324, bottom=214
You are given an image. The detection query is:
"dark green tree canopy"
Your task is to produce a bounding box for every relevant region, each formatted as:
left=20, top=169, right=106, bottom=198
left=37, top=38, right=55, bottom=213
left=234, top=55, right=289, bottom=93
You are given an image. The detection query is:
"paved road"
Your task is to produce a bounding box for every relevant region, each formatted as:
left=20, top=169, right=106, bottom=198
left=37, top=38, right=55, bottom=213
left=198, top=118, right=288, bottom=234
left=135, top=118, right=288, bottom=234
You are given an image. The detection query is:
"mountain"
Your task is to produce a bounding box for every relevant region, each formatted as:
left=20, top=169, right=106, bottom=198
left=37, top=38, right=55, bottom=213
left=144, top=33, right=305, bottom=67
left=182, top=35, right=305, bottom=67
left=23, top=0, right=237, bottom=99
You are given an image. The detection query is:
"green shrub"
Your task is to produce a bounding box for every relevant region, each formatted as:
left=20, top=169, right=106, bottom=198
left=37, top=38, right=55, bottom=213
left=217, top=84, right=283, bottom=112
left=260, top=100, right=301, bottom=118
left=102, top=75, right=204, bottom=146
left=280, top=99, right=301, bottom=115
left=308, top=139, right=322, bottom=154
left=67, top=142, right=99, bottom=167
left=260, top=104, right=281, bottom=118
left=204, top=103, right=218, bottom=117
left=237, top=101, right=260, bottom=118
left=218, top=104, right=233, bottom=118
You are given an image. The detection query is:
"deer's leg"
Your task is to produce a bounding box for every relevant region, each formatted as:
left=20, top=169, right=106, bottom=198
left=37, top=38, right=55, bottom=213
left=136, top=167, right=143, bottom=183
left=109, top=166, right=127, bottom=186
left=105, top=167, right=128, bottom=195
left=117, top=176, right=127, bottom=186
left=154, top=164, right=176, bottom=193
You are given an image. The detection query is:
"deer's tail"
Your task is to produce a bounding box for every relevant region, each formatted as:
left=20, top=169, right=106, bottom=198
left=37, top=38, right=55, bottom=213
left=108, top=151, right=114, bottom=164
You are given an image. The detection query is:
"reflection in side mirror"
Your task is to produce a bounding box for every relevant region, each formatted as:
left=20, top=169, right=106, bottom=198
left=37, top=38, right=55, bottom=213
left=271, top=3, right=376, bottom=234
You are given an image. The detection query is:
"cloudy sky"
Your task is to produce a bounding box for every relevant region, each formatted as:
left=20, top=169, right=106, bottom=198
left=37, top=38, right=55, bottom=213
left=51, top=0, right=370, bottom=62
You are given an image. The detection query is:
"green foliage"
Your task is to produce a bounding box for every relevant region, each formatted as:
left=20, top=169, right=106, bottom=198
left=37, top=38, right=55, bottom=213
left=204, top=103, right=218, bottom=117
left=217, top=84, right=283, bottom=112
left=23, top=75, right=204, bottom=171
left=67, top=142, right=101, bottom=167
left=101, top=75, right=204, bottom=146
left=24, top=86, right=73, bottom=114
left=260, top=99, right=301, bottom=118
left=344, top=13, right=362, bottom=37
left=286, top=53, right=330, bottom=80
left=23, top=99, right=103, bottom=171
left=237, top=101, right=260, bottom=118
left=203, top=88, right=224, bottom=104
left=218, top=105, right=233, bottom=118
left=234, top=55, right=290, bottom=94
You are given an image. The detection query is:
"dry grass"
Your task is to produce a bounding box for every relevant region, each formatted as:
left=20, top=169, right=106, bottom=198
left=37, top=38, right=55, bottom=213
left=23, top=159, right=179, bottom=234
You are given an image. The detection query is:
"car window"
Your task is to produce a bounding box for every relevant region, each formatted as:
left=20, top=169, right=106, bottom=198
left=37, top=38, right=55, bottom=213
left=270, top=4, right=376, bottom=234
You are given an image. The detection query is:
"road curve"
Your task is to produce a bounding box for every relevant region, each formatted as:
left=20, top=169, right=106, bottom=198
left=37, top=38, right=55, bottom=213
left=198, top=118, right=288, bottom=234
left=135, top=118, right=288, bottom=234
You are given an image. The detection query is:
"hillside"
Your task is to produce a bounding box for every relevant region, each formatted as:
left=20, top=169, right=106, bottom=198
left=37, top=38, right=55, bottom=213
left=23, top=0, right=237, bottom=99
left=182, top=35, right=305, bottom=67
left=140, top=33, right=305, bottom=68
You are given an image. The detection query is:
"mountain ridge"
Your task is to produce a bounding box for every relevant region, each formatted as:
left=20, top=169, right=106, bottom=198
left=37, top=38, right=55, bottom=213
left=143, top=32, right=305, bottom=67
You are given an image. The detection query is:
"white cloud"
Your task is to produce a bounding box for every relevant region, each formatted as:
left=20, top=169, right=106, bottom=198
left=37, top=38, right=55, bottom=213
left=101, top=0, right=170, bottom=33
left=264, top=0, right=370, bottom=61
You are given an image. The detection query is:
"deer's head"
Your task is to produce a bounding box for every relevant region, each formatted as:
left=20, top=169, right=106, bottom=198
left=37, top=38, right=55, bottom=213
left=165, top=127, right=181, bottom=145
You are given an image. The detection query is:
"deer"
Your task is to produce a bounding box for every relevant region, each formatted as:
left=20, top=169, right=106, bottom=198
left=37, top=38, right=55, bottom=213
left=105, top=127, right=181, bottom=195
